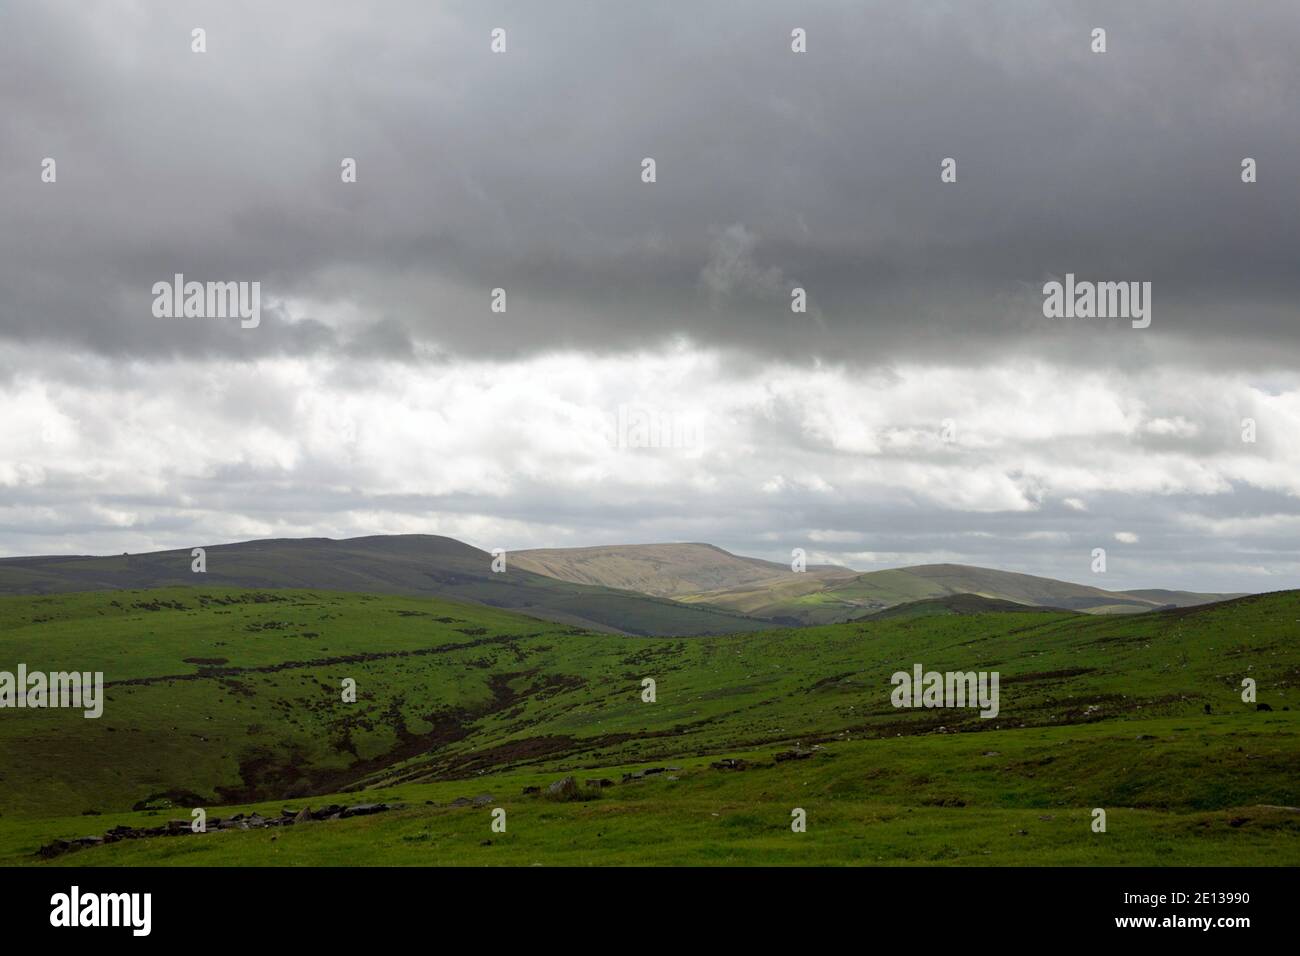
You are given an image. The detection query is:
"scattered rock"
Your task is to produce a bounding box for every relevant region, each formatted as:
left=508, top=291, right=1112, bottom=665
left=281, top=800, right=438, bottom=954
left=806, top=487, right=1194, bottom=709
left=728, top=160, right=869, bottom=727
left=37, top=801, right=401, bottom=859
left=545, top=776, right=580, bottom=800
left=618, top=767, right=667, bottom=781
left=710, top=758, right=748, bottom=771
left=774, top=749, right=814, bottom=762
left=38, top=840, right=72, bottom=859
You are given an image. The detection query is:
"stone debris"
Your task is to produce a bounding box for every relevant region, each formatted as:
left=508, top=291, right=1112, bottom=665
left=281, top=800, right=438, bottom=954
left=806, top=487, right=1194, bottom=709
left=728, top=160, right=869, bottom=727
left=710, top=758, right=748, bottom=771
left=545, top=776, right=580, bottom=799
left=37, top=802, right=403, bottom=859
left=773, top=749, right=814, bottom=762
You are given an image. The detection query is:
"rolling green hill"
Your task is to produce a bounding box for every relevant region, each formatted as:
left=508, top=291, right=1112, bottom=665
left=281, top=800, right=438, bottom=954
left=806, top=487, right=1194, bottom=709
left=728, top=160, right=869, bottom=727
left=0, top=585, right=1295, bottom=866
left=857, top=592, right=1042, bottom=620
left=512, top=542, right=856, bottom=598
left=1121, top=588, right=1247, bottom=608
left=680, top=562, right=1246, bottom=625
left=0, top=535, right=768, bottom=637
left=11, top=714, right=1298, bottom=867
left=0, top=536, right=1245, bottom=635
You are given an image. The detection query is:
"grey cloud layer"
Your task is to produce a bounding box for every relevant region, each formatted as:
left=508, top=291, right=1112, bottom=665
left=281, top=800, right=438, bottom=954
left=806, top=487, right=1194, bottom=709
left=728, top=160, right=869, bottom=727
left=3, top=0, right=1299, bottom=365
left=2, top=2, right=1296, bottom=593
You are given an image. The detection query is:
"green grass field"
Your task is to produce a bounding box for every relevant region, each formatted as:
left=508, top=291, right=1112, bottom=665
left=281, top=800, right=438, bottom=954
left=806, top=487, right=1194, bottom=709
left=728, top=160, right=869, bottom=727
left=1, top=586, right=1296, bottom=865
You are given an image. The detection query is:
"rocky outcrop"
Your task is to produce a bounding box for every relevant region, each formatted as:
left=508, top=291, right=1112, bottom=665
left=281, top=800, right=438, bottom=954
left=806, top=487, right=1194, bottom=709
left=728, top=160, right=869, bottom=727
left=710, top=758, right=748, bottom=771
left=544, top=776, right=580, bottom=800
left=773, top=749, right=814, bottom=762
left=37, top=802, right=403, bottom=859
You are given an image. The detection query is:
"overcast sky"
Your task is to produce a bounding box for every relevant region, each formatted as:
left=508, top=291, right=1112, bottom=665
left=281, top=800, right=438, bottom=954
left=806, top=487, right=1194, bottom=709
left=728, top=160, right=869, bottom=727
left=2, top=0, right=1298, bottom=593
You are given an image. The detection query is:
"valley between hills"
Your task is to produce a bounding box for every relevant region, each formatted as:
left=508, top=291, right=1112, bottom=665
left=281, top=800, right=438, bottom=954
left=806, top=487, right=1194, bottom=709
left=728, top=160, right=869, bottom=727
left=0, top=536, right=1293, bottom=866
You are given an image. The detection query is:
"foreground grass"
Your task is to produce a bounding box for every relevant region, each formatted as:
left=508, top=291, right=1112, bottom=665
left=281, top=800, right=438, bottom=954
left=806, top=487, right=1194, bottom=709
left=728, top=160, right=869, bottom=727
left=6, top=714, right=1297, bottom=867
left=31, top=803, right=1300, bottom=867
left=3, top=587, right=1297, bottom=817
left=2, top=587, right=1296, bottom=865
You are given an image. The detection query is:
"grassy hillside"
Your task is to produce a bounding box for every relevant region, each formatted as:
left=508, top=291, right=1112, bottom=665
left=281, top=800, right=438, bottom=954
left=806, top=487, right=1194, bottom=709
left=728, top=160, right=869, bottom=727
left=1, top=536, right=1244, bottom=635
left=0, top=586, right=1296, bottom=866
left=0, top=535, right=768, bottom=637
left=858, top=593, right=1038, bottom=620
left=512, top=542, right=855, bottom=598
left=682, top=563, right=1246, bottom=625
left=5, top=713, right=1296, bottom=867
left=1122, top=588, right=1247, bottom=608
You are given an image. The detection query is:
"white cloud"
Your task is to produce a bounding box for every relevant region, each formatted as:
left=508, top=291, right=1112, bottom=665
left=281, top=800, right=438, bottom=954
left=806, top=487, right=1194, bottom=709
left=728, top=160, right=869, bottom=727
left=1, top=343, right=1299, bottom=591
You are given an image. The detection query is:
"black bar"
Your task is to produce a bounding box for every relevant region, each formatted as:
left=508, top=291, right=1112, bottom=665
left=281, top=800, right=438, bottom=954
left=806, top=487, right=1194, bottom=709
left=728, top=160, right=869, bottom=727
left=0, top=866, right=1283, bottom=941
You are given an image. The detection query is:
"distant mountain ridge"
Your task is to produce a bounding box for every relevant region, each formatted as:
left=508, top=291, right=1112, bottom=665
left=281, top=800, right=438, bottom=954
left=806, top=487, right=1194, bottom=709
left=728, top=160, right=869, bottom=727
left=676, top=561, right=1246, bottom=624
left=0, top=535, right=769, bottom=637
left=0, top=536, right=1248, bottom=633
left=507, top=543, right=1245, bottom=624
left=512, top=542, right=856, bottom=598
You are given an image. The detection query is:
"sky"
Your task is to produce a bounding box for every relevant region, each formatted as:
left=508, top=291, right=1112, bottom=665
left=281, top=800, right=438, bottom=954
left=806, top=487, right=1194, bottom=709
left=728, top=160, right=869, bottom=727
left=1, top=0, right=1298, bottom=593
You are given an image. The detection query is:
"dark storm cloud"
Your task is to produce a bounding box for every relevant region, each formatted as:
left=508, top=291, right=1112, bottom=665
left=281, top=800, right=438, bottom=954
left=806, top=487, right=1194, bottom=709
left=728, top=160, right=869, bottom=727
left=2, top=0, right=1298, bottom=367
